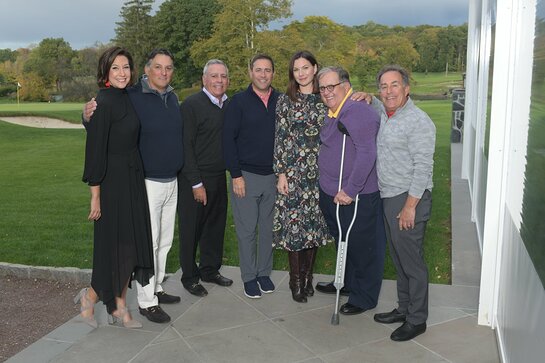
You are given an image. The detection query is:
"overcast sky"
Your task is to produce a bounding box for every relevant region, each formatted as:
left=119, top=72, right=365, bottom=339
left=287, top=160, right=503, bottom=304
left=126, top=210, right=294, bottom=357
left=0, top=0, right=469, bottom=50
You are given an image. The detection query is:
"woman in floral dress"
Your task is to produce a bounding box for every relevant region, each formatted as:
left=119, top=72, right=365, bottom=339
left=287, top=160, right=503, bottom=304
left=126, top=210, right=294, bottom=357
left=273, top=50, right=333, bottom=303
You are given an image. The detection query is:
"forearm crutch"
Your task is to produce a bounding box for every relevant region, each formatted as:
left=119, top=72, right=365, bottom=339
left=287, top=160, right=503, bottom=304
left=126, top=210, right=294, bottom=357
left=331, top=121, right=359, bottom=326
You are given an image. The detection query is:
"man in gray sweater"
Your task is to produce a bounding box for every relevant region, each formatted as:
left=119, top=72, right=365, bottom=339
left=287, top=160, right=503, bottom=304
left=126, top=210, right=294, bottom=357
left=371, top=65, right=436, bottom=342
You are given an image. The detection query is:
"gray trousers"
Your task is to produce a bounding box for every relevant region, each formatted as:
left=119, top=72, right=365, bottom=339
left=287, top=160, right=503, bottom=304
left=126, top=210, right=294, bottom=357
left=383, top=190, right=432, bottom=325
left=230, top=171, right=276, bottom=283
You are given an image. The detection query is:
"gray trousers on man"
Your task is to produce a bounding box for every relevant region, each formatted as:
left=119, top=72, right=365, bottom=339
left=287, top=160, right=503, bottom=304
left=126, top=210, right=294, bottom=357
left=382, top=190, right=432, bottom=325
left=230, top=171, right=276, bottom=283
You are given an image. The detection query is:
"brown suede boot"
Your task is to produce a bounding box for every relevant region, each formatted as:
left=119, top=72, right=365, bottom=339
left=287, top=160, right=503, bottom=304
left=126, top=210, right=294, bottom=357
left=288, top=251, right=307, bottom=303
left=302, top=247, right=317, bottom=297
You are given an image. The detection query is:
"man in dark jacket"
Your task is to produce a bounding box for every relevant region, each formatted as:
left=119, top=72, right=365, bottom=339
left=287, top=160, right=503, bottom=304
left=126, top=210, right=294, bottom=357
left=223, top=54, right=279, bottom=299
left=178, top=59, right=233, bottom=297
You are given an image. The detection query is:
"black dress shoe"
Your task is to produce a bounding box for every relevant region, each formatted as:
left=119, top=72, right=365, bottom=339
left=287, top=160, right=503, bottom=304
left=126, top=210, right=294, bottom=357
left=139, top=305, right=171, bottom=323
left=202, top=273, right=233, bottom=287
left=184, top=282, right=208, bottom=297
left=374, top=308, right=406, bottom=324
left=339, top=303, right=366, bottom=315
left=315, top=281, right=350, bottom=296
left=391, top=321, right=427, bottom=341
left=156, top=291, right=181, bottom=304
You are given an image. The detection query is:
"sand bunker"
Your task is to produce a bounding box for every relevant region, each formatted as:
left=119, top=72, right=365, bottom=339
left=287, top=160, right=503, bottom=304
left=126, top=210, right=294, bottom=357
left=0, top=116, right=84, bottom=129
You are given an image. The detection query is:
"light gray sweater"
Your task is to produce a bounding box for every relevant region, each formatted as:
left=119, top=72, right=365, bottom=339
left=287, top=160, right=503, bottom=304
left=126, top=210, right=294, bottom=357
left=372, top=97, right=436, bottom=199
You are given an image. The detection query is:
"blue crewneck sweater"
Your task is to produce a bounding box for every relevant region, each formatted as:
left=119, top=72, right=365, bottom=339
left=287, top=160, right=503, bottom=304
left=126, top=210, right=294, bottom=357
left=128, top=81, right=184, bottom=179
left=223, top=84, right=279, bottom=177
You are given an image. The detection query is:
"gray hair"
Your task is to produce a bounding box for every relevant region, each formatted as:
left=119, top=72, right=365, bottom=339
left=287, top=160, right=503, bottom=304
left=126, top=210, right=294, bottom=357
left=376, top=65, right=410, bottom=89
left=203, top=59, right=229, bottom=76
left=316, top=66, right=350, bottom=84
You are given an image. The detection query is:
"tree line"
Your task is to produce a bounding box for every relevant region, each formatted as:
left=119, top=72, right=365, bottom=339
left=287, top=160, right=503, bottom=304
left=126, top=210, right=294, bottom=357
left=0, top=0, right=467, bottom=102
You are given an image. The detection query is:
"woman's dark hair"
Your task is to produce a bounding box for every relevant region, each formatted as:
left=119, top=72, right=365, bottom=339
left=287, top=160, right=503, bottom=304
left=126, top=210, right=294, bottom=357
left=286, top=50, right=319, bottom=102
left=96, top=46, right=136, bottom=88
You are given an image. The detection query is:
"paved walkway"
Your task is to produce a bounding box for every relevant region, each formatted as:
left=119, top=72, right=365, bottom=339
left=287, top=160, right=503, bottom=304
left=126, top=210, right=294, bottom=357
left=7, top=144, right=500, bottom=363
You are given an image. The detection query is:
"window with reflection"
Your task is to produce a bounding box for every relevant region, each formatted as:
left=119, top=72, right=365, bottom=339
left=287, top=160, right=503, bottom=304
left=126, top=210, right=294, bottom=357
left=521, top=0, right=545, bottom=288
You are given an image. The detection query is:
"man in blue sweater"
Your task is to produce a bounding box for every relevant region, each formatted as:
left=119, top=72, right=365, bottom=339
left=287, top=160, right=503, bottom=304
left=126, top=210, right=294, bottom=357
left=84, top=49, right=183, bottom=324
left=223, top=54, right=279, bottom=298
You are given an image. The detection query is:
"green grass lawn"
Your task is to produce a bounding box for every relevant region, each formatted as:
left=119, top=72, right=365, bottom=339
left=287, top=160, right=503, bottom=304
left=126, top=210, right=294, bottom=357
left=411, top=72, right=464, bottom=95
left=0, top=98, right=453, bottom=284
left=0, top=102, right=83, bottom=123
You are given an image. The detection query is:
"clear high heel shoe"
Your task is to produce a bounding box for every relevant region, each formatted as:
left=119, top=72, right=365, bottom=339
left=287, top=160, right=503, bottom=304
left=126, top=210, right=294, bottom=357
left=108, top=307, right=142, bottom=329
left=74, top=287, right=98, bottom=328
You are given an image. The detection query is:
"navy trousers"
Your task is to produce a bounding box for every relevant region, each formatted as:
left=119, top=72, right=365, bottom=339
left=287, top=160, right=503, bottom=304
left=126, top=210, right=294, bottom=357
left=319, top=189, right=386, bottom=309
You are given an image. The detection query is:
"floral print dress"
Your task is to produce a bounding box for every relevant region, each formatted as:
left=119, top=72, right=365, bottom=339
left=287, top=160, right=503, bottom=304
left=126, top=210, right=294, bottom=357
left=272, top=92, right=334, bottom=251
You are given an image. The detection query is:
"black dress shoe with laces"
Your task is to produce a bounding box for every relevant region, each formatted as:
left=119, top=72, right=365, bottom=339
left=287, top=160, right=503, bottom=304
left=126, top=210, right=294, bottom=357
left=315, top=281, right=350, bottom=296
left=391, top=321, right=427, bottom=341
left=374, top=308, right=406, bottom=324
left=339, top=303, right=366, bottom=315
left=202, top=273, right=233, bottom=287
left=139, top=305, right=171, bottom=323
left=156, top=291, right=181, bottom=304
left=184, top=282, right=208, bottom=297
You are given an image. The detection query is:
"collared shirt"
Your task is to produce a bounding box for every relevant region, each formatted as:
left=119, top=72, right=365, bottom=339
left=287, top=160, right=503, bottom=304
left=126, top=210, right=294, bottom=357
left=202, top=87, right=228, bottom=108
left=328, top=88, right=353, bottom=118
left=254, top=87, right=272, bottom=108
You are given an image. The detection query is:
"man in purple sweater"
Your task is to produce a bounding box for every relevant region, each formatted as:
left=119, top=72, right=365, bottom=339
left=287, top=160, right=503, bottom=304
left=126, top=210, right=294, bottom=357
left=316, top=66, right=386, bottom=315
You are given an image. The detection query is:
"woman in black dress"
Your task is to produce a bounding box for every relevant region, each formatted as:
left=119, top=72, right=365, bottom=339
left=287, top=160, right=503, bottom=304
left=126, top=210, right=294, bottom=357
left=75, top=47, right=154, bottom=329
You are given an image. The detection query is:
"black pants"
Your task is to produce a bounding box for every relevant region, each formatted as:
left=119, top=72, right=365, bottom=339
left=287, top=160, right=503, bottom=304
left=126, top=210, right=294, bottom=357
left=319, top=189, right=386, bottom=309
left=178, top=173, right=227, bottom=285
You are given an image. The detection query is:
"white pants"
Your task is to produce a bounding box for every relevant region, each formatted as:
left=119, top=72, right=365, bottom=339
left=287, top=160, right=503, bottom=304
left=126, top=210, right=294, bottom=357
left=136, top=179, right=178, bottom=308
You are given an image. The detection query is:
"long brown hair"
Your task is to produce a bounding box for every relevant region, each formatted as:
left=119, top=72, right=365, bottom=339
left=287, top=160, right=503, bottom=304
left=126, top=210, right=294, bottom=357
left=286, top=50, right=319, bottom=102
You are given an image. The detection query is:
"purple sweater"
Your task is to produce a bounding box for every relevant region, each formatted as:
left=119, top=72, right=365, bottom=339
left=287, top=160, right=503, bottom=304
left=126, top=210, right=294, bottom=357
left=318, top=98, right=380, bottom=198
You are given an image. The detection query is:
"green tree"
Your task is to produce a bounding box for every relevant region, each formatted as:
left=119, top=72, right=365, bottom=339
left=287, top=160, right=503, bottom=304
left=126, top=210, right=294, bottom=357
left=436, top=25, right=468, bottom=73
left=414, top=27, right=441, bottom=72
left=71, top=46, right=105, bottom=78
left=254, top=28, right=306, bottom=90
left=190, top=0, right=293, bottom=90
left=64, top=46, right=110, bottom=101
left=353, top=21, right=394, bottom=37
left=19, top=72, right=49, bottom=101
left=154, top=0, right=221, bottom=87
left=284, top=16, right=358, bottom=69
left=0, top=48, right=17, bottom=63
left=24, top=38, right=75, bottom=93
left=113, top=0, right=156, bottom=71
left=352, top=48, right=383, bottom=89
left=353, top=35, right=419, bottom=89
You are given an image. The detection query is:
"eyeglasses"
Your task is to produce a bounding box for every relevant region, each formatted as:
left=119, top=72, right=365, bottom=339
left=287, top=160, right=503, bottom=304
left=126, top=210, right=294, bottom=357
left=319, top=81, right=345, bottom=93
